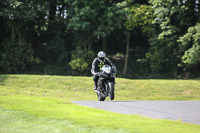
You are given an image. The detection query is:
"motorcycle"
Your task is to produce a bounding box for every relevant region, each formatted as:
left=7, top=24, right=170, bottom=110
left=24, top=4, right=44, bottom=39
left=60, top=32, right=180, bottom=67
left=95, top=65, right=116, bottom=101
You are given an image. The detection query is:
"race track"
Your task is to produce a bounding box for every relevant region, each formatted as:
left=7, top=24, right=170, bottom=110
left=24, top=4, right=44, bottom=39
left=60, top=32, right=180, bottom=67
left=72, top=101, right=200, bottom=124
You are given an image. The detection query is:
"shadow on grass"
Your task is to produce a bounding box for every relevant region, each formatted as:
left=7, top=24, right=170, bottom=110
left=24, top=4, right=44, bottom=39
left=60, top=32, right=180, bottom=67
left=0, top=75, right=9, bottom=85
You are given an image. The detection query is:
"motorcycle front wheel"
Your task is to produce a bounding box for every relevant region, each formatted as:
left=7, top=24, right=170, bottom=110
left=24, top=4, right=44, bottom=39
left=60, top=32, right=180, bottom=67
left=108, top=82, right=114, bottom=100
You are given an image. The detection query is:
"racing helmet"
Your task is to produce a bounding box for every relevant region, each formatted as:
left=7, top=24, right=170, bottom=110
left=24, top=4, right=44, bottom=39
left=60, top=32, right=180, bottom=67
left=98, top=51, right=106, bottom=61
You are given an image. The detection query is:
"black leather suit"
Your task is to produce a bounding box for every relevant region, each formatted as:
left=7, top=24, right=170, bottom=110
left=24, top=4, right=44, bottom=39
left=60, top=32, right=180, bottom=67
left=91, top=57, right=116, bottom=89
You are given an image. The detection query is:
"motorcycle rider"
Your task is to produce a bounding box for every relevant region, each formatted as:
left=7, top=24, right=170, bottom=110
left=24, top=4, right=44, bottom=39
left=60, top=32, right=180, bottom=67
left=91, top=51, right=116, bottom=91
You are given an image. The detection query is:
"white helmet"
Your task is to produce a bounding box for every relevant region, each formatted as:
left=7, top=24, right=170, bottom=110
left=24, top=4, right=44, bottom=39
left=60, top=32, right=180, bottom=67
left=98, top=51, right=106, bottom=61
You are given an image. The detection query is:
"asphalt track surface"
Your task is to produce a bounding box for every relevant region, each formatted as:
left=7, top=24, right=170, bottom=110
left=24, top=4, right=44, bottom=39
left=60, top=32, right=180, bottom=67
left=72, top=101, right=200, bottom=124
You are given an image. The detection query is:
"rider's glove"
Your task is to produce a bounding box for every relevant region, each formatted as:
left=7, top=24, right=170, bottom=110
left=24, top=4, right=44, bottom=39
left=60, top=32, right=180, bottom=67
left=96, top=72, right=100, bottom=76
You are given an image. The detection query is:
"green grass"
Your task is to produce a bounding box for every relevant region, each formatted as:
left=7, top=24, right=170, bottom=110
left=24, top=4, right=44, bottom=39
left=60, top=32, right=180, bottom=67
left=0, top=74, right=200, bottom=133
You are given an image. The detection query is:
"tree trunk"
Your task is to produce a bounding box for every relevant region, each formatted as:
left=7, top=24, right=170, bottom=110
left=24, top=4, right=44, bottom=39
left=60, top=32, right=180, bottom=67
left=87, top=30, right=93, bottom=50
left=102, top=36, right=107, bottom=52
left=48, top=0, right=57, bottom=32
left=11, top=21, right=18, bottom=74
left=11, top=21, right=15, bottom=45
left=124, top=32, right=130, bottom=75
left=185, top=0, right=196, bottom=25
left=49, top=0, right=56, bottom=20
left=0, top=17, right=5, bottom=43
left=37, top=23, right=41, bottom=45
left=19, top=32, right=22, bottom=45
left=198, top=0, right=200, bottom=22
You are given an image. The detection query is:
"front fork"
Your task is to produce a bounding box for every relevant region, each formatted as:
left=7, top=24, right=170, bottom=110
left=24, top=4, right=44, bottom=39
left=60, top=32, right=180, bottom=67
left=97, top=77, right=104, bottom=91
left=97, top=77, right=115, bottom=91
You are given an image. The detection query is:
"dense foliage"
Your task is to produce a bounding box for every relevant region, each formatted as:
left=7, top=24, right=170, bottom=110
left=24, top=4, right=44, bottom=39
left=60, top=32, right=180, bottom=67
left=0, top=0, right=200, bottom=78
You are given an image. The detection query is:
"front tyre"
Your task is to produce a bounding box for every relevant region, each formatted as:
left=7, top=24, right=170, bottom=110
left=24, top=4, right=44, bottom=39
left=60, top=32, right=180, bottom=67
left=108, top=82, right=114, bottom=100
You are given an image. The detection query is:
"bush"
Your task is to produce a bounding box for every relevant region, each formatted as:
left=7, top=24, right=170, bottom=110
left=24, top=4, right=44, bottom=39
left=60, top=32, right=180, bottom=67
left=69, top=46, right=94, bottom=75
left=69, top=58, right=88, bottom=73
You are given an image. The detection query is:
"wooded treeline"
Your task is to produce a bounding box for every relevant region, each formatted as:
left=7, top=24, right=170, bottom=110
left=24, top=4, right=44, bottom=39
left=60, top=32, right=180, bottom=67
left=0, top=0, right=200, bottom=78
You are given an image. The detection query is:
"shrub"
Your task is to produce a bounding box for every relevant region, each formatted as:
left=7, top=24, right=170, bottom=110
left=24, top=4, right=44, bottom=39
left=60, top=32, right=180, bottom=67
left=69, top=46, right=94, bottom=75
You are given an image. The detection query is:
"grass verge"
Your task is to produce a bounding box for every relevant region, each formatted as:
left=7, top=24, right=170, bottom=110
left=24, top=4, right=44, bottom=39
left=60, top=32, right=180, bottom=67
left=0, top=75, right=200, bottom=133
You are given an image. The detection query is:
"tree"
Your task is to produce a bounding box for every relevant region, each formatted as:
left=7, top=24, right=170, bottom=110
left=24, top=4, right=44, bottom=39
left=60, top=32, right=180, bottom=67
left=123, top=2, right=154, bottom=74
left=178, top=23, right=200, bottom=66
left=66, top=0, right=125, bottom=51
left=178, top=0, right=200, bottom=69
left=0, top=0, right=41, bottom=73
left=147, top=0, right=198, bottom=74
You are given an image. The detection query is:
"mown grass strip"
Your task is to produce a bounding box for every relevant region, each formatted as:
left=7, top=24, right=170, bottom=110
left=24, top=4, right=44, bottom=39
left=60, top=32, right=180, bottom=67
left=0, top=75, right=200, bottom=133
left=0, top=95, right=200, bottom=133
left=0, top=107, right=131, bottom=133
left=1, top=75, right=200, bottom=101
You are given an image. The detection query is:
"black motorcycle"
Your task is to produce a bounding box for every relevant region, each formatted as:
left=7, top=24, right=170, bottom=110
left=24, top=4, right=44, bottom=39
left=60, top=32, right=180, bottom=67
left=95, top=65, right=116, bottom=101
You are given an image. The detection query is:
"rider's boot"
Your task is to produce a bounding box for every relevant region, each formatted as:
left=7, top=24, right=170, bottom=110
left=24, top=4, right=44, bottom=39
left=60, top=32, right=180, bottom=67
left=93, top=82, right=97, bottom=91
